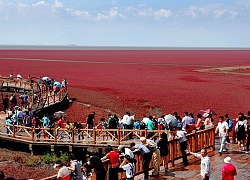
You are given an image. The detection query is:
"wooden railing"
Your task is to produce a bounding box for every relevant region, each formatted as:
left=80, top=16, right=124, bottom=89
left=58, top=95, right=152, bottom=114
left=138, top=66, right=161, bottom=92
left=36, top=128, right=215, bottom=180
left=0, top=122, right=215, bottom=148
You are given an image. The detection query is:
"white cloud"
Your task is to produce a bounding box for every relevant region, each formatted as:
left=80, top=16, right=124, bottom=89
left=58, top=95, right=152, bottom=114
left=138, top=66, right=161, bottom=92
left=139, top=3, right=147, bottom=7
left=185, top=4, right=238, bottom=19
left=54, top=0, right=62, bottom=8
left=32, top=1, right=45, bottom=7
left=17, top=3, right=28, bottom=8
left=95, top=7, right=125, bottom=20
left=154, top=9, right=172, bottom=19
left=137, top=8, right=172, bottom=19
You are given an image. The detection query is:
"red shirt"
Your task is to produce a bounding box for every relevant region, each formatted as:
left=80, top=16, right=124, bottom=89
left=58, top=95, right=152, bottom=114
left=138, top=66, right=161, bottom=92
left=221, top=163, right=237, bottom=180
left=107, top=151, right=119, bottom=168
left=58, top=119, right=65, bottom=128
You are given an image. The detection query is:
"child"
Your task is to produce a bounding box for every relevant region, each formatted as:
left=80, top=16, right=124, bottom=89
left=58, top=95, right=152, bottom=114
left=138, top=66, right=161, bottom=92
left=119, top=155, right=135, bottom=180
left=82, top=162, right=93, bottom=180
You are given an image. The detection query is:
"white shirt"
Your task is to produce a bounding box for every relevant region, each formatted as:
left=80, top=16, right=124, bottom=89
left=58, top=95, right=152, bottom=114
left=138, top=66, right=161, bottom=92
left=235, top=121, right=247, bottom=132
left=176, top=130, right=187, bottom=143
left=57, top=166, right=70, bottom=178
left=182, top=116, right=193, bottom=126
left=122, top=114, right=129, bottom=124
left=125, top=148, right=134, bottom=159
left=122, top=163, right=135, bottom=178
left=142, top=117, right=150, bottom=125
left=217, top=121, right=229, bottom=137
left=195, top=154, right=210, bottom=177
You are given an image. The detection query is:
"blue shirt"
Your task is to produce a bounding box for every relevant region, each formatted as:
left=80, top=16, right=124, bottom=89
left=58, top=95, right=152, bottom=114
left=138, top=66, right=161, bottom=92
left=135, top=144, right=150, bottom=154
left=6, top=119, right=13, bottom=126
left=134, top=122, right=140, bottom=129
left=42, top=116, right=49, bottom=126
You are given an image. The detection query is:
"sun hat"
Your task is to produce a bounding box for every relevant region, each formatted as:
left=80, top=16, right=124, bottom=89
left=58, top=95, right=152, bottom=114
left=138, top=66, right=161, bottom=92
left=117, top=145, right=125, bottom=151
left=140, top=137, right=146, bottom=141
left=53, top=159, right=62, bottom=168
left=224, top=157, right=232, bottom=164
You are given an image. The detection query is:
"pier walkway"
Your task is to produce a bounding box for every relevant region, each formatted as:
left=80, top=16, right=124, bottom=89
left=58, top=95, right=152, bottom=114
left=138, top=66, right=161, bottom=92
left=138, top=139, right=249, bottom=180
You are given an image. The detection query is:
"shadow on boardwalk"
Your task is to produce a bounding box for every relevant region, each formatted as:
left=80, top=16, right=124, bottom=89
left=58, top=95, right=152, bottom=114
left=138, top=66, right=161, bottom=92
left=138, top=139, right=250, bottom=180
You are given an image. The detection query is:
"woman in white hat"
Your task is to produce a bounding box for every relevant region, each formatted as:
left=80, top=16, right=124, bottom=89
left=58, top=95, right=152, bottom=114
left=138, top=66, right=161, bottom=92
left=54, top=159, right=70, bottom=180
left=221, top=157, right=237, bottom=180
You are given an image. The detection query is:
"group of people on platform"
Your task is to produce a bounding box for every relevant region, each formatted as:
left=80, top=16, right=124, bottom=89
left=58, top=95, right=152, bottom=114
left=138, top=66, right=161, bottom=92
left=52, top=128, right=239, bottom=180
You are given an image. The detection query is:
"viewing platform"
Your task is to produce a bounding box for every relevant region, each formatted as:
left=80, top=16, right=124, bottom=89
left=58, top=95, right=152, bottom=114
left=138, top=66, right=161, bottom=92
left=0, top=75, right=68, bottom=116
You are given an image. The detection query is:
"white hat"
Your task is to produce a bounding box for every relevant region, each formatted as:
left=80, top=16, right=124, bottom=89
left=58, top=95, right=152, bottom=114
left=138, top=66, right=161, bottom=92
left=117, top=145, right=125, bottom=151
left=224, top=157, right=231, bottom=164
left=53, top=163, right=61, bottom=168
left=140, top=137, right=146, bottom=141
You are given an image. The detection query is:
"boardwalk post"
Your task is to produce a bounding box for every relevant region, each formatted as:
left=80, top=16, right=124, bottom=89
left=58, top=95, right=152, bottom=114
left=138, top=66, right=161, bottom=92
left=93, top=127, right=96, bottom=144
left=12, top=124, right=15, bottom=138
left=212, top=127, right=215, bottom=151
left=72, top=129, right=75, bottom=143
left=117, top=128, right=121, bottom=145
left=32, top=126, right=34, bottom=141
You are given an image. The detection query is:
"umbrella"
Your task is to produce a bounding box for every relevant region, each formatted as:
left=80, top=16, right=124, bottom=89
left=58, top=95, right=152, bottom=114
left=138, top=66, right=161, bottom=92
left=164, top=114, right=178, bottom=127
left=200, top=108, right=217, bottom=116
left=54, top=82, right=61, bottom=87
left=42, top=76, right=49, bottom=81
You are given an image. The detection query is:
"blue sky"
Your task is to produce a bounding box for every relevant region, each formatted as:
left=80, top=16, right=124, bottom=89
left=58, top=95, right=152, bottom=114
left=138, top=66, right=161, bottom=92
left=1, top=0, right=250, bottom=47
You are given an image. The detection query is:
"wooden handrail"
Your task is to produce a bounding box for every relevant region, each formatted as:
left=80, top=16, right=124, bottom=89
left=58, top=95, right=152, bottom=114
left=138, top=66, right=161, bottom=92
left=38, top=128, right=215, bottom=180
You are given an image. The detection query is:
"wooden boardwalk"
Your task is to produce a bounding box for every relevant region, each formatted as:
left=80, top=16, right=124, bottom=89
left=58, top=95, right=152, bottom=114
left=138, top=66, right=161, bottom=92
left=143, top=139, right=250, bottom=180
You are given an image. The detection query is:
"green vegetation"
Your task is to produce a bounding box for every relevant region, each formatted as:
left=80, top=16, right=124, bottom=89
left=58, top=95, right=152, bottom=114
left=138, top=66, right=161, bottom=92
left=26, top=156, right=42, bottom=166
left=42, top=151, right=69, bottom=165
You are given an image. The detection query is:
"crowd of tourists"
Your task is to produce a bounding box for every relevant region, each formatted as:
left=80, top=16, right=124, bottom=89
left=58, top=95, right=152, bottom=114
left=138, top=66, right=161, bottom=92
left=1, top=105, right=250, bottom=179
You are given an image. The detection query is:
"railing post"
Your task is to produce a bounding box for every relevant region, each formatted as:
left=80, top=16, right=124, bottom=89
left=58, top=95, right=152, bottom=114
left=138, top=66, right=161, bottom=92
left=32, top=126, right=34, bottom=141
left=117, top=128, right=121, bottom=145
left=145, top=128, right=147, bottom=138
left=93, top=128, right=96, bottom=144
left=72, top=128, right=75, bottom=143
left=12, top=124, right=15, bottom=138
left=212, top=127, right=215, bottom=151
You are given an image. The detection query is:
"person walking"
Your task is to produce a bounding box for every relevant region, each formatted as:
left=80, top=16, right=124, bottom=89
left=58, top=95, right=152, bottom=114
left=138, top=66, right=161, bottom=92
left=86, top=112, right=95, bottom=137
left=221, top=157, right=237, bottom=180
left=130, top=142, right=151, bottom=180
left=246, top=117, right=250, bottom=154
left=235, top=116, right=247, bottom=151
left=185, top=148, right=210, bottom=180
left=215, top=116, right=229, bottom=155
left=157, top=132, right=169, bottom=172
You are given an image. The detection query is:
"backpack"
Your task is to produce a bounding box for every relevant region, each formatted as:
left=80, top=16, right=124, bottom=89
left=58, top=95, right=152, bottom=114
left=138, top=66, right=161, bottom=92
left=228, top=119, right=233, bottom=131
left=109, top=116, right=117, bottom=128
left=140, top=121, right=146, bottom=129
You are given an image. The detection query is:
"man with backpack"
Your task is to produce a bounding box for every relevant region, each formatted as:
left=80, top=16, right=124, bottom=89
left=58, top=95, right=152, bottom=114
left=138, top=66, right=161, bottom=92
left=108, top=113, right=118, bottom=140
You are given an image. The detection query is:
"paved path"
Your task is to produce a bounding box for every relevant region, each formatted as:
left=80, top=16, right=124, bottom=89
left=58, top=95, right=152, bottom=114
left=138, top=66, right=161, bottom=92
left=136, top=139, right=249, bottom=180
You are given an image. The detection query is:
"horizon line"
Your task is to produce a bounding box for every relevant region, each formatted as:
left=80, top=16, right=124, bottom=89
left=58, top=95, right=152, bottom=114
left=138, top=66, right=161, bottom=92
left=0, top=44, right=250, bottom=50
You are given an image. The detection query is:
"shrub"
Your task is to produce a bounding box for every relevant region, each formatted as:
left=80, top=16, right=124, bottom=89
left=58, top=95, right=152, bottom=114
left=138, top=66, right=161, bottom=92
left=26, top=156, right=41, bottom=166
left=43, top=152, right=58, bottom=164
left=59, top=151, right=68, bottom=165
left=12, top=154, right=26, bottom=163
